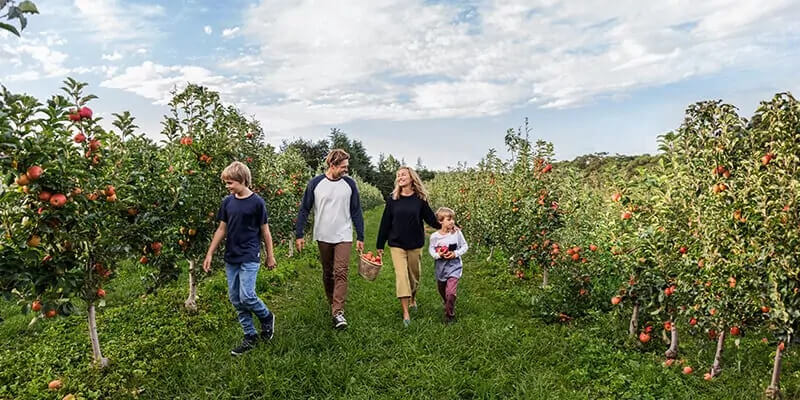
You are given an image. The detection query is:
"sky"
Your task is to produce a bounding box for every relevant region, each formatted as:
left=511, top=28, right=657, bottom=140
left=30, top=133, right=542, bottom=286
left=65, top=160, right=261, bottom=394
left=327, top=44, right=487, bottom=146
left=2, top=0, right=799, bottom=170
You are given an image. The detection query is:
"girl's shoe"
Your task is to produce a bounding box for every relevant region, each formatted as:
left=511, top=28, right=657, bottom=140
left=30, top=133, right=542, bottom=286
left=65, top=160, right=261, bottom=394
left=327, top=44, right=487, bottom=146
left=410, top=303, right=418, bottom=313
left=403, top=319, right=410, bottom=327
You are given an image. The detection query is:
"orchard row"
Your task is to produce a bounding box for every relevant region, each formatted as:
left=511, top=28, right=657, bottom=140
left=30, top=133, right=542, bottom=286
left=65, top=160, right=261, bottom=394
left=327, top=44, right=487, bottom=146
left=428, top=95, right=800, bottom=398
left=0, top=79, right=382, bottom=369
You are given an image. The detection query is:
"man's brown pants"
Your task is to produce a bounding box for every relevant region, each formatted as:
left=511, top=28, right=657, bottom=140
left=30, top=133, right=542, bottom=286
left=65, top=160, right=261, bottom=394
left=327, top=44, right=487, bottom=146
left=317, top=241, right=352, bottom=316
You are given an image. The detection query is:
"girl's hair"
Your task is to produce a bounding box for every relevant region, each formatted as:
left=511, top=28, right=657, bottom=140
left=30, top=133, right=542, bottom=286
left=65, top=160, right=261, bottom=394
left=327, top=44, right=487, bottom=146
left=325, top=149, right=350, bottom=167
left=391, top=166, right=429, bottom=201
left=221, top=161, right=252, bottom=187
left=435, top=207, right=455, bottom=221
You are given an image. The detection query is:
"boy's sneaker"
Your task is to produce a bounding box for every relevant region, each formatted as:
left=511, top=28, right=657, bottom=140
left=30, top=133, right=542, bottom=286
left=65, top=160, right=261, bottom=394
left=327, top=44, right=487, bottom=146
left=231, top=334, right=259, bottom=356
left=260, top=313, right=275, bottom=341
left=332, top=312, right=348, bottom=330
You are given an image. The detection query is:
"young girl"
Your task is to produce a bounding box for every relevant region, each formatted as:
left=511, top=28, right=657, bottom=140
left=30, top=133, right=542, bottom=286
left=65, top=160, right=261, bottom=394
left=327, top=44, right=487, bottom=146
left=428, top=207, right=468, bottom=323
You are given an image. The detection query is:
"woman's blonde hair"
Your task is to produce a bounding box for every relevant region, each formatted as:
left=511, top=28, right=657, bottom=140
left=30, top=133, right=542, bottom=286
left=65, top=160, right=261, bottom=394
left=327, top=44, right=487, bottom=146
left=435, top=207, right=455, bottom=221
left=391, top=166, right=429, bottom=201
left=221, top=161, right=252, bottom=187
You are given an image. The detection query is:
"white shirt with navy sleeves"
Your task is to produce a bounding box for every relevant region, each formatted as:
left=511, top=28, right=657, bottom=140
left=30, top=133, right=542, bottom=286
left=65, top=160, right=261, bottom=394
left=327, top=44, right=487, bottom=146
left=295, top=175, right=365, bottom=243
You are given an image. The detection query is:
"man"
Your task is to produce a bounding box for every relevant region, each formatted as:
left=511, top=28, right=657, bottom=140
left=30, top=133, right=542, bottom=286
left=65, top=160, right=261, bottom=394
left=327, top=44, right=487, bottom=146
left=295, top=149, right=365, bottom=329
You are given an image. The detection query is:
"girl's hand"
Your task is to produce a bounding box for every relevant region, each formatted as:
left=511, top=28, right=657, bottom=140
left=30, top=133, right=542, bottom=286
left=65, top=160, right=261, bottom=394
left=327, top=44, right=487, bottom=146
left=444, top=251, right=455, bottom=259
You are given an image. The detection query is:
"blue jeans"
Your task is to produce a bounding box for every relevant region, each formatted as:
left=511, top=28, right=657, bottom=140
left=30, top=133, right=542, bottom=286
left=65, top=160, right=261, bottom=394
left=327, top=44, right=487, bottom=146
left=225, top=262, right=272, bottom=336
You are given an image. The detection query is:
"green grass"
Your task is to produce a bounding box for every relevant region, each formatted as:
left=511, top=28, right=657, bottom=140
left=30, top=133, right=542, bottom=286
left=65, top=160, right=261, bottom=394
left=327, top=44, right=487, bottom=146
left=1, top=207, right=798, bottom=399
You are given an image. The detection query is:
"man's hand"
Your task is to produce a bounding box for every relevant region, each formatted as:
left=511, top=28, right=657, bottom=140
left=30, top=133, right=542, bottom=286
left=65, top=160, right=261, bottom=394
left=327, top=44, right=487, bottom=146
left=356, top=241, right=364, bottom=253
left=202, top=255, right=213, bottom=273
left=265, top=255, right=277, bottom=270
left=295, top=238, right=305, bottom=253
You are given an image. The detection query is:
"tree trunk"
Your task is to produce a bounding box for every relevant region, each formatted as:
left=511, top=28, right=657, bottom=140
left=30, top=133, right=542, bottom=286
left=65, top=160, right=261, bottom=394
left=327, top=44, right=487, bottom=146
left=710, top=329, right=726, bottom=378
left=485, top=246, right=494, bottom=262
left=765, top=341, right=786, bottom=399
left=542, top=265, right=549, bottom=287
left=288, top=238, right=294, bottom=258
left=665, top=321, right=679, bottom=359
left=184, top=260, right=198, bottom=312
left=87, top=304, right=109, bottom=368
left=628, top=303, right=639, bottom=337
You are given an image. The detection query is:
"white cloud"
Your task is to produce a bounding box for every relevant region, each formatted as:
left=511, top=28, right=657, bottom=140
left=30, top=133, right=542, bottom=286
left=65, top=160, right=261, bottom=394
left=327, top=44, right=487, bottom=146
left=222, top=26, right=240, bottom=38
left=101, top=51, right=123, bottom=61
left=213, top=0, right=800, bottom=131
left=0, top=32, right=70, bottom=81
left=204, top=25, right=213, bottom=35
left=72, top=0, right=165, bottom=43
left=100, top=61, right=234, bottom=105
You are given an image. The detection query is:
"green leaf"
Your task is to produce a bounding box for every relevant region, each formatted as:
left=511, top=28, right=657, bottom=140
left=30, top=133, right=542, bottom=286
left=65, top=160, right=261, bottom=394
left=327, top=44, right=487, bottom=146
left=7, top=5, right=20, bottom=19
left=0, top=21, right=20, bottom=36
left=18, top=1, right=39, bottom=14
left=18, top=14, right=25, bottom=30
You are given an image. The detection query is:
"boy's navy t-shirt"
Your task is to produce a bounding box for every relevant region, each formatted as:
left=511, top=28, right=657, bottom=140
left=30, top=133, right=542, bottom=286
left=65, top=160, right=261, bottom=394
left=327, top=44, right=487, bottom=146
left=216, top=193, right=269, bottom=264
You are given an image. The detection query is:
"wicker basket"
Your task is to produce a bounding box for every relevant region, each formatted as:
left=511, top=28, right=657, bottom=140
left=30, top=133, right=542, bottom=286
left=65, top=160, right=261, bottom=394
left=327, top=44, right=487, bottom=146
left=358, top=255, right=382, bottom=281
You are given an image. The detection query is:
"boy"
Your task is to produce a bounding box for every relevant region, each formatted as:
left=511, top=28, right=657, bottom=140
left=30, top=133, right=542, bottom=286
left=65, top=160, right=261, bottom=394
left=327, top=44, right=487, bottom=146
left=204, top=161, right=277, bottom=356
left=428, top=207, right=468, bottom=323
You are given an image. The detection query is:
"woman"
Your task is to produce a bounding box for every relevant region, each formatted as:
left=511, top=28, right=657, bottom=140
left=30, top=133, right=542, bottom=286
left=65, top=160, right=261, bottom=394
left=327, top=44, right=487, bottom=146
left=376, top=166, right=440, bottom=327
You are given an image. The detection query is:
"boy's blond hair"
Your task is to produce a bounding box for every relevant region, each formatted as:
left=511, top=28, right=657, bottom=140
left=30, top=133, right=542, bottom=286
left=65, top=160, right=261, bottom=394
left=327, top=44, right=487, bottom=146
left=221, top=161, right=252, bottom=187
left=435, top=207, right=455, bottom=221
left=325, top=149, right=350, bottom=167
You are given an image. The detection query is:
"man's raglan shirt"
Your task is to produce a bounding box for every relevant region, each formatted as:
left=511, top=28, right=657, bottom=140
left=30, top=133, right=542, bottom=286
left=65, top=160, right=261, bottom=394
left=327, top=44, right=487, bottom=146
left=295, top=175, right=365, bottom=243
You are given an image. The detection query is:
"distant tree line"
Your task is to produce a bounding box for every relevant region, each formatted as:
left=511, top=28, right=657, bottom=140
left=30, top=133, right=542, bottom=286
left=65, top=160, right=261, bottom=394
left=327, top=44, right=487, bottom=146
left=280, top=128, right=436, bottom=196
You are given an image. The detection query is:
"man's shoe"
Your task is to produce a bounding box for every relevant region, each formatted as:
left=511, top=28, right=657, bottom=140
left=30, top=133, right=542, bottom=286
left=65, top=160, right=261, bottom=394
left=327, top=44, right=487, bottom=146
left=231, top=334, right=259, bottom=356
left=332, top=312, right=348, bottom=330
left=260, top=313, right=275, bottom=341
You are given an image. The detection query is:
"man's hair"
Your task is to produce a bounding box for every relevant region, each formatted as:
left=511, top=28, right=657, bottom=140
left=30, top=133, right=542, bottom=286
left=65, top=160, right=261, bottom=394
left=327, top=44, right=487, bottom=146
left=435, top=207, right=455, bottom=221
left=325, top=149, right=350, bottom=167
left=221, top=161, right=252, bottom=187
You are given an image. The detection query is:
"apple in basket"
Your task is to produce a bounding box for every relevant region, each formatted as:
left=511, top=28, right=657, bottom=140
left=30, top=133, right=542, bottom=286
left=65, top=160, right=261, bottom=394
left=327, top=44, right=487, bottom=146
left=362, top=251, right=382, bottom=265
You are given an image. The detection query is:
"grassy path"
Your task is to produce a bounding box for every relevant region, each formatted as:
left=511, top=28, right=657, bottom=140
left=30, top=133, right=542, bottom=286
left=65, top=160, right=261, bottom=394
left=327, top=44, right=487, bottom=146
left=1, top=207, right=798, bottom=399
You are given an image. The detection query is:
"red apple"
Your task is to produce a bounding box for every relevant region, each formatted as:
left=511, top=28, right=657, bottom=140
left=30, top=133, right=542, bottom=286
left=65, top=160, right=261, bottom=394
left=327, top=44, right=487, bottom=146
left=26, top=165, right=43, bottom=180
left=49, top=193, right=67, bottom=208
left=79, top=106, right=93, bottom=119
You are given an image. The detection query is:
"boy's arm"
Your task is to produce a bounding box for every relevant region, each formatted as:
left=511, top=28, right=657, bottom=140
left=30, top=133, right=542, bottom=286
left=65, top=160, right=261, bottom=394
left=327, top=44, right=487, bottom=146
left=454, top=230, right=469, bottom=258
left=428, top=233, right=441, bottom=259
left=261, top=223, right=276, bottom=270
left=203, top=221, right=227, bottom=272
